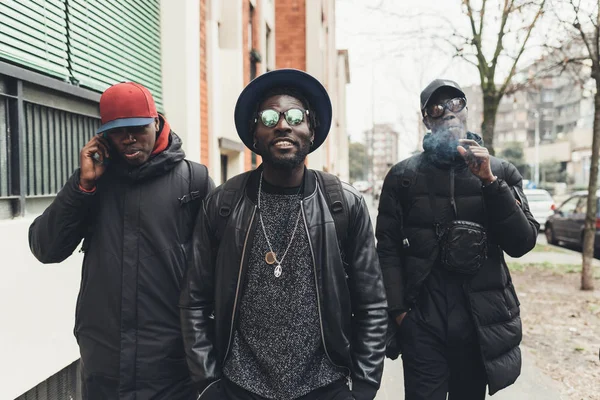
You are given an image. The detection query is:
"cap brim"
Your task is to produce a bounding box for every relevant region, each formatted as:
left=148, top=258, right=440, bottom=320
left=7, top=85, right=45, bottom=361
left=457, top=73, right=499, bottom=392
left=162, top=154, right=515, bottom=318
left=422, top=86, right=466, bottom=110
left=234, top=69, right=332, bottom=153
left=96, top=117, right=156, bottom=134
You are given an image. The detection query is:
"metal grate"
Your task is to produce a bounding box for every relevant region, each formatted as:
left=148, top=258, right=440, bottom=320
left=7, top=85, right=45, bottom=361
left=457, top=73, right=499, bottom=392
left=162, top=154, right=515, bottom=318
left=23, top=102, right=99, bottom=196
left=15, top=360, right=81, bottom=400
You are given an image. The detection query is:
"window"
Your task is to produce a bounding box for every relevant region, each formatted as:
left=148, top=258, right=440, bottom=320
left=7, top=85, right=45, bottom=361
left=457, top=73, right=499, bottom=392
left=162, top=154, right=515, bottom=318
left=221, top=154, right=228, bottom=183
left=559, top=196, right=581, bottom=217
left=265, top=24, right=272, bottom=72
left=249, top=3, right=257, bottom=80
left=541, top=90, right=554, bottom=103
left=0, top=74, right=100, bottom=218
left=15, top=360, right=81, bottom=399
left=575, top=196, right=587, bottom=215
left=248, top=4, right=254, bottom=53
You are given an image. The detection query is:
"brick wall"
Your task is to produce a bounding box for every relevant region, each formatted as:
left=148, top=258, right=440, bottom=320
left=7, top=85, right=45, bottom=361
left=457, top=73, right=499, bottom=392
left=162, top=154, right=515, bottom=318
left=275, top=0, right=306, bottom=70
left=200, top=0, right=209, bottom=166
left=243, top=0, right=263, bottom=171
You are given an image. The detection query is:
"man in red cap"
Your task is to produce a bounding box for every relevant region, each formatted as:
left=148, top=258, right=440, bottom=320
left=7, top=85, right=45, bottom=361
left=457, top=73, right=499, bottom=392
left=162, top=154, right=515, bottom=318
left=29, top=82, right=213, bottom=400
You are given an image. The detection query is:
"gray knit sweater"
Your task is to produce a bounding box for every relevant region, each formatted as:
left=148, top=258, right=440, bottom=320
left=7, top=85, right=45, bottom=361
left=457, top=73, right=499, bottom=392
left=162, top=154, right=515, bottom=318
left=222, top=181, right=344, bottom=399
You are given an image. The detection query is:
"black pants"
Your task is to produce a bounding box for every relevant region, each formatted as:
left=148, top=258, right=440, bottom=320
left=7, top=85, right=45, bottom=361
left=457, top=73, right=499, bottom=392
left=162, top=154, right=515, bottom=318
left=80, top=362, right=196, bottom=400
left=200, top=378, right=352, bottom=400
left=399, top=268, right=488, bottom=400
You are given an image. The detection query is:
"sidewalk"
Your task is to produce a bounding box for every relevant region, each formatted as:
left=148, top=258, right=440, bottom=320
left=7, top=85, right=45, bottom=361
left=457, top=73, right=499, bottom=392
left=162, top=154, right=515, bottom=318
left=375, top=346, right=563, bottom=399
left=504, top=234, right=600, bottom=267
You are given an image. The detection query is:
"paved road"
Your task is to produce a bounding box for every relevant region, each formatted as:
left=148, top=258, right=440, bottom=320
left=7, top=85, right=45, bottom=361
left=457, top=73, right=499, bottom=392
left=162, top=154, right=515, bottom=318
left=364, top=195, right=565, bottom=399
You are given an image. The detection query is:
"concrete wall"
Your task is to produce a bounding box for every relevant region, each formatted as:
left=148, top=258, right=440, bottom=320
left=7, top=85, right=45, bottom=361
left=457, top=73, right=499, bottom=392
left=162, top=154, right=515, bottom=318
left=336, top=50, right=350, bottom=182
left=0, top=216, right=82, bottom=399
left=160, top=0, right=202, bottom=162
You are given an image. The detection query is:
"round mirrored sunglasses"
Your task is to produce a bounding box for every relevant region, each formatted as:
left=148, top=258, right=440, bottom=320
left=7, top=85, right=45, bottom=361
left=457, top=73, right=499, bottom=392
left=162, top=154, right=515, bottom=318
left=256, top=108, right=309, bottom=128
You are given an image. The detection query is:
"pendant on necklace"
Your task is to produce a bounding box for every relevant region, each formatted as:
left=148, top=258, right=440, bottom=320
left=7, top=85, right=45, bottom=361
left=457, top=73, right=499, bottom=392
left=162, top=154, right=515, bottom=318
left=265, top=251, right=277, bottom=265
left=274, top=264, right=282, bottom=278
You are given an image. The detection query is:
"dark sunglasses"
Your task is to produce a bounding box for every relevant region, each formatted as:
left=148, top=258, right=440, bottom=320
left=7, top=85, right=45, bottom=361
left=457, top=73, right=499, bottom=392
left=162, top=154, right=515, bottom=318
left=255, top=108, right=309, bottom=128
left=424, top=97, right=467, bottom=118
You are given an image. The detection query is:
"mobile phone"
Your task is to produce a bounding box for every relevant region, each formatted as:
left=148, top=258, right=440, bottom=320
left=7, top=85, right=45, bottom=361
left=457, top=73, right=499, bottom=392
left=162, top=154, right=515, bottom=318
left=93, top=134, right=112, bottom=165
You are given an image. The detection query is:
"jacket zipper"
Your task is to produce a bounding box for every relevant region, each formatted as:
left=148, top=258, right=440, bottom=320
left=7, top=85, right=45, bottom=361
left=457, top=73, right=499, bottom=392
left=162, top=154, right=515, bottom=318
left=196, top=379, right=221, bottom=400
left=223, top=206, right=257, bottom=362
left=450, top=167, right=458, bottom=218
left=301, top=200, right=353, bottom=390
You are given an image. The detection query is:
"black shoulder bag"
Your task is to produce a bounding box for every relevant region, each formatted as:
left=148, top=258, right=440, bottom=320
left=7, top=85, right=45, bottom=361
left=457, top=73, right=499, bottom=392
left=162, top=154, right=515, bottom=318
left=426, top=168, right=488, bottom=275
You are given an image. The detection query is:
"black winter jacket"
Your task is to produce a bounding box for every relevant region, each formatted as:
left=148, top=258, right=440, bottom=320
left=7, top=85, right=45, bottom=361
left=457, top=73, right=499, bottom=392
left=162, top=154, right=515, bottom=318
left=29, top=132, right=212, bottom=400
left=179, top=167, right=388, bottom=400
left=376, top=133, right=539, bottom=395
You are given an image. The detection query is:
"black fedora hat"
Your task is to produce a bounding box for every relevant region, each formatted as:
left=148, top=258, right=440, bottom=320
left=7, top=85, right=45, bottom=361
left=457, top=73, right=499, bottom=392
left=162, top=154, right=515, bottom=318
left=234, top=69, right=332, bottom=153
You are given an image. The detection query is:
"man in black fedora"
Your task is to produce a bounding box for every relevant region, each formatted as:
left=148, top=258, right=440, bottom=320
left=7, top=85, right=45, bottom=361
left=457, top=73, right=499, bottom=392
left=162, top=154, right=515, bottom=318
left=179, top=69, right=387, bottom=400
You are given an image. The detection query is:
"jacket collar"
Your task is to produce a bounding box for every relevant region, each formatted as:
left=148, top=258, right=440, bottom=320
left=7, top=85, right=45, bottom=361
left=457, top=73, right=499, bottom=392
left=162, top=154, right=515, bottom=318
left=107, top=128, right=186, bottom=181
left=244, top=164, right=317, bottom=204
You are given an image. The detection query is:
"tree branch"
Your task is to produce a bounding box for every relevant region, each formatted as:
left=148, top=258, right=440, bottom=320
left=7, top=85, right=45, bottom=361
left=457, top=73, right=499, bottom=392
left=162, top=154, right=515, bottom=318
left=570, top=0, right=595, bottom=61
left=490, top=0, right=515, bottom=77
left=499, top=0, right=547, bottom=96
left=463, top=0, right=489, bottom=82
left=479, top=0, right=487, bottom=38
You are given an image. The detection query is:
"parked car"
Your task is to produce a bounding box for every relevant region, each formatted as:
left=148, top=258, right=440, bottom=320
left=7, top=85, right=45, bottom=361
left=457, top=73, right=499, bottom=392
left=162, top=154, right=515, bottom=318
left=545, top=190, right=600, bottom=253
left=523, top=189, right=555, bottom=231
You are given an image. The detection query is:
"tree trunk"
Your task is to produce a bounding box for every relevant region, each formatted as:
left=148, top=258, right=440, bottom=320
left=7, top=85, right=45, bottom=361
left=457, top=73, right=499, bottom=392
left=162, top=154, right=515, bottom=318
left=581, top=81, right=600, bottom=291
left=481, top=96, right=499, bottom=156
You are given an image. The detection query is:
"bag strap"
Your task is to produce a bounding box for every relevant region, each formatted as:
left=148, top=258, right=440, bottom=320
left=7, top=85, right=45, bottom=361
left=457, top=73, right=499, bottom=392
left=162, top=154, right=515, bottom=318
left=397, top=154, right=422, bottom=248
left=179, top=160, right=209, bottom=205
left=211, top=172, right=251, bottom=240
left=400, top=154, right=421, bottom=194
left=218, top=173, right=248, bottom=217
left=425, top=165, right=459, bottom=240
left=315, top=171, right=348, bottom=247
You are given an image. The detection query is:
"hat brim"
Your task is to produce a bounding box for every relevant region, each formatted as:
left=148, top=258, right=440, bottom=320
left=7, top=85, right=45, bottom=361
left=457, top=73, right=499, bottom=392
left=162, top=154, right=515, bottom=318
left=96, top=117, right=156, bottom=134
left=234, top=69, right=332, bottom=153
left=421, top=86, right=466, bottom=111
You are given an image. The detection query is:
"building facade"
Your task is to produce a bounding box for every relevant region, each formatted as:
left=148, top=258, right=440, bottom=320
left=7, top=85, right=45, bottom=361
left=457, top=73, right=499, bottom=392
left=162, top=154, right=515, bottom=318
left=201, top=0, right=274, bottom=186
left=0, top=1, right=206, bottom=398
left=365, top=123, right=399, bottom=185
left=275, top=0, right=350, bottom=181
left=462, top=70, right=595, bottom=188
left=1, top=1, right=349, bottom=398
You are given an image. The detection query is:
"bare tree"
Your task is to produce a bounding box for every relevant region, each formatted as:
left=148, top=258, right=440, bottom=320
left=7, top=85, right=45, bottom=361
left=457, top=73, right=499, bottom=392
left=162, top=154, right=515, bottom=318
left=366, top=0, right=547, bottom=154
left=451, top=0, right=547, bottom=155
left=550, top=0, right=599, bottom=290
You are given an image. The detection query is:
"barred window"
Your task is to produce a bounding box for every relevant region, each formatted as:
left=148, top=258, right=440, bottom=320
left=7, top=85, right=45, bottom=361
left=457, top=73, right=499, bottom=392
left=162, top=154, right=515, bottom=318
left=0, top=73, right=100, bottom=218
left=15, top=360, right=81, bottom=400
left=23, top=102, right=99, bottom=197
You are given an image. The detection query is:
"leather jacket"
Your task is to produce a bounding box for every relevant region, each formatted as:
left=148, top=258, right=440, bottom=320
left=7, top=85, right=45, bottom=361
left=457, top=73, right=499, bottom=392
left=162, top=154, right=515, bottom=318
left=179, top=167, right=387, bottom=399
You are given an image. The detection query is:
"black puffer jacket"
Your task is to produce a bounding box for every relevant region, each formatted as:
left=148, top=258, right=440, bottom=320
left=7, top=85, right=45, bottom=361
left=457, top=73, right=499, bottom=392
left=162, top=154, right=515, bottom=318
left=29, top=131, right=211, bottom=400
left=376, top=133, right=539, bottom=395
left=179, top=167, right=388, bottom=400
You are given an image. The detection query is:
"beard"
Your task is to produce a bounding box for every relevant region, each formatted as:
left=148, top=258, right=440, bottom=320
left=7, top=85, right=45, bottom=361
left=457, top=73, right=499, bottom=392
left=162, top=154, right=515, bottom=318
left=259, top=141, right=311, bottom=170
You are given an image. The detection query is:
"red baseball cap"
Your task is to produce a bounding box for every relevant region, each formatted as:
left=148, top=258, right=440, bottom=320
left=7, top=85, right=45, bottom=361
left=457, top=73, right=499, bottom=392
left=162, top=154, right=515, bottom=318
left=97, top=82, right=158, bottom=134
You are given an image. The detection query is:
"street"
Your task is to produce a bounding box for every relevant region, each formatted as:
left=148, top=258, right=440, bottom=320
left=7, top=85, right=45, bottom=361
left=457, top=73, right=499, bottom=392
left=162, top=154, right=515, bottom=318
left=364, top=195, right=565, bottom=399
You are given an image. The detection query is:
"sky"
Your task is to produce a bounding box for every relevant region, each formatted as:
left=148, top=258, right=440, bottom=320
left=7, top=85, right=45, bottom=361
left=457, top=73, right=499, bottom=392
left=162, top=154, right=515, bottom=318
left=335, top=0, right=553, bottom=159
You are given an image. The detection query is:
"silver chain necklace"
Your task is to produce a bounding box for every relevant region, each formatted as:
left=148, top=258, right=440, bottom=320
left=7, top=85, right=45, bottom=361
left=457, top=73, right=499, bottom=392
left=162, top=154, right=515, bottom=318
left=257, top=172, right=302, bottom=278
